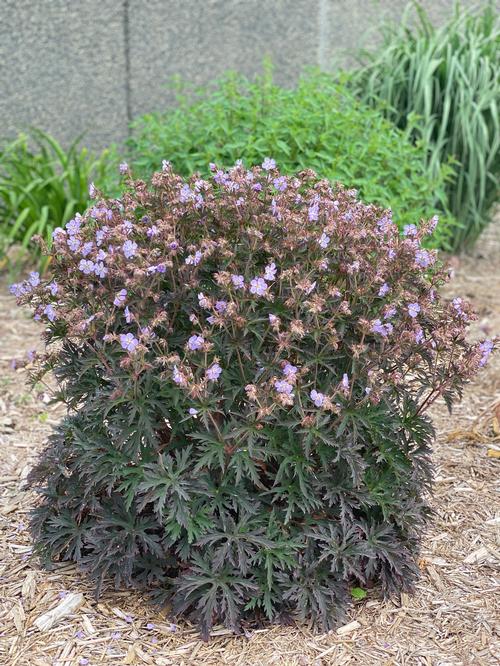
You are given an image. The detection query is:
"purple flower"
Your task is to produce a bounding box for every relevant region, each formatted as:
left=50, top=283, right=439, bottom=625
left=415, top=249, right=433, bottom=268
left=231, top=274, right=245, bottom=289
left=403, top=224, right=418, bottom=237
left=452, top=297, right=463, bottom=314
left=66, top=217, right=81, bottom=236
left=250, top=277, right=268, bottom=296
left=81, top=242, right=94, bottom=257
left=147, top=225, right=159, bottom=238
left=384, top=306, right=397, bottom=320
left=310, top=389, right=325, bottom=407
left=79, top=659, right=89, bottom=666
left=189, top=407, right=198, bottom=416
left=198, top=292, right=210, bottom=308
left=113, top=289, right=127, bottom=307
left=264, top=262, right=277, bottom=281
left=185, top=250, right=202, bottom=266
left=378, top=283, right=390, bottom=297
left=95, top=228, right=107, bottom=246
left=79, top=259, right=95, bottom=275
left=273, top=176, right=287, bottom=192
left=342, top=373, right=349, bottom=390
left=274, top=380, right=294, bottom=396
left=9, top=283, right=25, bottom=297
left=52, top=226, right=66, bottom=239
left=283, top=363, right=297, bottom=377
left=119, top=162, right=129, bottom=174
left=215, top=300, right=227, bottom=313
left=75, top=630, right=85, bottom=639
left=29, top=271, right=40, bottom=287
left=415, top=328, right=424, bottom=344
left=122, top=240, right=138, bottom=259
left=67, top=236, right=81, bottom=252
left=111, top=631, right=121, bottom=639
left=305, top=281, right=317, bottom=295
left=43, top=304, right=56, bottom=322
left=119, top=333, right=139, bottom=352
left=371, top=319, right=393, bottom=337
left=428, top=215, right=439, bottom=232
left=122, top=220, right=133, bottom=232
left=318, top=232, right=330, bottom=249
left=253, top=182, right=263, bottom=192
left=308, top=201, right=319, bottom=222
left=262, top=157, right=276, bottom=171
left=169, top=241, right=179, bottom=250
left=206, top=363, right=222, bottom=382
left=94, top=261, right=108, bottom=278
left=172, top=366, right=184, bottom=385
left=268, top=313, right=279, bottom=326
left=479, top=339, right=493, bottom=366
left=47, top=281, right=58, bottom=296
left=179, top=183, right=195, bottom=203
left=408, top=302, right=421, bottom=318
left=188, top=334, right=204, bottom=351
left=146, top=623, right=155, bottom=630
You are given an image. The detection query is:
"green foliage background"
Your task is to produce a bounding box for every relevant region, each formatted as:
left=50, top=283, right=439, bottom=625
left=128, top=69, right=457, bottom=248
left=348, top=1, right=499, bottom=250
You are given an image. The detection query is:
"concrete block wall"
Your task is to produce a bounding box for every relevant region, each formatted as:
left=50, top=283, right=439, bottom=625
left=0, top=0, right=494, bottom=150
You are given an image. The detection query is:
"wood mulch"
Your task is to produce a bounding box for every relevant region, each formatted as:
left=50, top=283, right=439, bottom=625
left=1, top=220, right=499, bottom=665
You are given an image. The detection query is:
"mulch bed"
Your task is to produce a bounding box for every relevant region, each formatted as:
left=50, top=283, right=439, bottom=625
left=1, top=220, right=499, bottom=665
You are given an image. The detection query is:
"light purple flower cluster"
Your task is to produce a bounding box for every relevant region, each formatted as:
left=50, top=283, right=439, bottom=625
left=479, top=339, right=493, bottom=366
left=188, top=334, right=204, bottom=351
left=120, top=333, right=139, bottom=353
left=275, top=379, right=294, bottom=396
left=371, top=319, right=393, bottom=337
left=185, top=250, right=202, bottom=266
left=262, top=157, right=276, bottom=171
left=250, top=277, right=268, bottom=296
left=206, top=363, right=222, bottom=382
left=113, top=289, right=127, bottom=307
left=310, top=389, right=325, bottom=407
left=231, top=274, right=244, bottom=289
left=407, top=303, right=421, bottom=318
left=122, top=240, right=138, bottom=259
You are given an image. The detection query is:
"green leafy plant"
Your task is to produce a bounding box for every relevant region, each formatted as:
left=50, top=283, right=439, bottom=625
left=347, top=1, right=499, bottom=250
left=13, top=162, right=492, bottom=637
left=128, top=69, right=457, bottom=248
left=0, top=129, right=116, bottom=263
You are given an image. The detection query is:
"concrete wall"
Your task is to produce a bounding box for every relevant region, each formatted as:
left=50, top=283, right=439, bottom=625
left=0, top=0, right=494, bottom=150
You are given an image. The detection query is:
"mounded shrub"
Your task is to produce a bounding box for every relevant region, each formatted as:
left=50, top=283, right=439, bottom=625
left=12, top=161, right=492, bottom=637
left=128, top=71, right=458, bottom=249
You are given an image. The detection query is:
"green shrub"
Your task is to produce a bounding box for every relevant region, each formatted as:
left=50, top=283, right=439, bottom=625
left=348, top=2, right=499, bottom=250
left=128, top=70, right=457, bottom=248
left=0, top=129, right=116, bottom=263
left=13, top=162, right=490, bottom=637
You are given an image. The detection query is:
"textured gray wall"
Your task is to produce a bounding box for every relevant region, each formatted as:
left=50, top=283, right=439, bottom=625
left=0, top=0, right=494, bottom=150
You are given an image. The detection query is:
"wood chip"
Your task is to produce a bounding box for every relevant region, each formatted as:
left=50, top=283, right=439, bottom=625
left=336, top=620, right=361, bottom=635
left=463, top=546, right=490, bottom=564
left=33, top=593, right=84, bottom=631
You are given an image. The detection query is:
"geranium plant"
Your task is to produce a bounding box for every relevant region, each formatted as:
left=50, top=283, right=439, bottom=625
left=12, top=160, right=493, bottom=637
